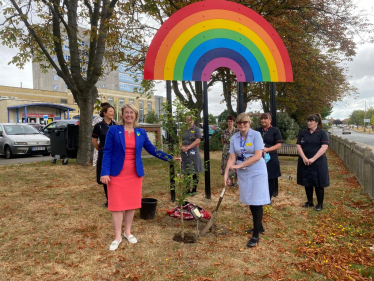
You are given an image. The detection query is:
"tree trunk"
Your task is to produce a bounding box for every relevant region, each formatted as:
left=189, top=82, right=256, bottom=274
left=75, top=87, right=98, bottom=165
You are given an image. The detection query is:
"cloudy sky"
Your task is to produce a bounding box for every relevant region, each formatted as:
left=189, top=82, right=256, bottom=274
left=0, top=0, right=373, bottom=120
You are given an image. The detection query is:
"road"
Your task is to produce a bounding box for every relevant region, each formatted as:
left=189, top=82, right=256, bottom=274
left=331, top=127, right=374, bottom=149
left=0, top=155, right=52, bottom=166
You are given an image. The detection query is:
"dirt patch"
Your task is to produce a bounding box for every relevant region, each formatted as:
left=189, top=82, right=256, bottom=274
left=173, top=232, right=197, bottom=243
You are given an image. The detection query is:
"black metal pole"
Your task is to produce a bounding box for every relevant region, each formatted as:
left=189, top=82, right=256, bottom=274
left=166, top=80, right=175, bottom=202
left=203, top=81, right=211, bottom=199
left=270, top=82, right=277, bottom=127
left=237, top=82, right=244, bottom=114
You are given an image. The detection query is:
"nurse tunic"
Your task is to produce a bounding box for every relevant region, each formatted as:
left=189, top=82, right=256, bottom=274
left=230, top=129, right=270, bottom=206
left=296, top=128, right=330, bottom=188
left=255, top=126, right=283, bottom=179
left=181, top=125, right=203, bottom=174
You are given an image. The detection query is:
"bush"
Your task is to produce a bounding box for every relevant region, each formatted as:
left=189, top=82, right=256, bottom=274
left=250, top=112, right=299, bottom=142
left=199, top=131, right=223, bottom=151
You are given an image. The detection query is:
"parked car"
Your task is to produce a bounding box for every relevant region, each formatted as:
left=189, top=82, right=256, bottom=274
left=208, top=125, right=219, bottom=136
left=342, top=127, right=351, bottom=134
left=42, top=119, right=79, bottom=138
left=0, top=123, right=51, bottom=159
left=26, top=123, right=44, bottom=132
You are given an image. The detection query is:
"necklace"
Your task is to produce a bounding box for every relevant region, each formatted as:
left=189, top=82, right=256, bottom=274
left=124, top=125, right=133, bottom=137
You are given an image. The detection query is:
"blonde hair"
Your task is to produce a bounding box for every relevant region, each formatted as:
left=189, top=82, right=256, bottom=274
left=236, top=112, right=251, bottom=123
left=119, top=103, right=139, bottom=127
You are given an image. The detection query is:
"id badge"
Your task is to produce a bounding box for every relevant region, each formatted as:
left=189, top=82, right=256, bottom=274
left=190, top=151, right=196, bottom=155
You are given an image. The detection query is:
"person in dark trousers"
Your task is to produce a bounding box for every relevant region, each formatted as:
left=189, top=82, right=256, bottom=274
left=92, top=104, right=116, bottom=207
left=224, top=113, right=270, bottom=248
left=255, top=113, right=283, bottom=200
left=296, top=113, right=330, bottom=211
left=181, top=116, right=203, bottom=195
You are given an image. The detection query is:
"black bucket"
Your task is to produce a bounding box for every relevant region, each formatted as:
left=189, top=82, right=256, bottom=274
left=140, top=198, right=158, bottom=220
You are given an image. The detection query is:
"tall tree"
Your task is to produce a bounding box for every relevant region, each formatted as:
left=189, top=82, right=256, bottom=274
left=348, top=110, right=365, bottom=127
left=0, top=0, right=137, bottom=165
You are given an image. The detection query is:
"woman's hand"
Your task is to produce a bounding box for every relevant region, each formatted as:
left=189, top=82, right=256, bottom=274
left=302, top=156, right=309, bottom=165
left=231, top=164, right=242, bottom=170
left=308, top=158, right=315, bottom=165
left=173, top=156, right=182, bottom=162
left=100, top=175, right=110, bottom=185
left=224, top=173, right=230, bottom=186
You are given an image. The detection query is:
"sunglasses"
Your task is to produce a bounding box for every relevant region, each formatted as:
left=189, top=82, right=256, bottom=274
left=236, top=121, right=249, bottom=125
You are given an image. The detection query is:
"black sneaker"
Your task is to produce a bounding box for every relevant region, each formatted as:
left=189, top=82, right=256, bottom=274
left=103, top=201, right=108, bottom=207
left=314, top=204, right=323, bottom=211
left=302, top=202, right=314, bottom=208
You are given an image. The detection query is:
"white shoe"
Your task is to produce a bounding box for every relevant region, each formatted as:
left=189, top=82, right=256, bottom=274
left=109, top=239, right=122, bottom=251
left=124, top=232, right=137, bottom=244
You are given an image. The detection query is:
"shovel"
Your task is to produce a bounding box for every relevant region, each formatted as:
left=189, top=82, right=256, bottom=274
left=199, top=186, right=226, bottom=237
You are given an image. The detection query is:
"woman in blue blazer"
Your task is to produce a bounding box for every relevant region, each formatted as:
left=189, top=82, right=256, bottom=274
left=100, top=104, right=178, bottom=251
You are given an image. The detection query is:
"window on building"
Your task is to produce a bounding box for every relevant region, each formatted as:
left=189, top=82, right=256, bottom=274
left=147, top=102, right=152, bottom=112
left=129, top=99, right=134, bottom=104
left=53, top=84, right=59, bottom=90
left=118, top=98, right=125, bottom=107
left=138, top=101, right=144, bottom=122
left=98, top=95, right=102, bottom=102
left=60, top=99, right=68, bottom=104
left=107, top=96, right=114, bottom=105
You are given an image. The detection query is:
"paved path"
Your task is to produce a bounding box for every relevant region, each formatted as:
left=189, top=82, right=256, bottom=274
left=0, top=155, right=52, bottom=166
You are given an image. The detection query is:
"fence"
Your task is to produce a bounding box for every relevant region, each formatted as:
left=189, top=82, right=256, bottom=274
left=278, top=144, right=298, bottom=156
left=329, top=135, right=374, bottom=201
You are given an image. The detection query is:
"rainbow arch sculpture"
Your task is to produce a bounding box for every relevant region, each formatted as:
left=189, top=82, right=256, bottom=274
left=144, top=0, right=293, bottom=82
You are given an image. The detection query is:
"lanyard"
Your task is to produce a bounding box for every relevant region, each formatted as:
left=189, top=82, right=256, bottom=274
left=240, top=131, right=250, bottom=155
left=261, top=126, right=271, bottom=138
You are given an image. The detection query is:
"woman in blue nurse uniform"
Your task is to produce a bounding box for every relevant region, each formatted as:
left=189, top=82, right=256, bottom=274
left=224, top=112, right=270, bottom=248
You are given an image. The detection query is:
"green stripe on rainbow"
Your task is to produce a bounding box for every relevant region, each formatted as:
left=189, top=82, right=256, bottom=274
left=144, top=0, right=293, bottom=82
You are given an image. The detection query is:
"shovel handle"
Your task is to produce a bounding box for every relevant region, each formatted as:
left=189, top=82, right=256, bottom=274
left=214, top=187, right=225, bottom=212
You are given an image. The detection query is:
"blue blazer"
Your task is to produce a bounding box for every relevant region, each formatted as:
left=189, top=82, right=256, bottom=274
left=101, top=126, right=172, bottom=177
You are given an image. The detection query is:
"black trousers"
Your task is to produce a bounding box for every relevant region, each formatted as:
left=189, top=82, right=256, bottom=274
left=305, top=186, right=324, bottom=205
left=187, top=174, right=199, bottom=193
left=96, top=150, right=108, bottom=201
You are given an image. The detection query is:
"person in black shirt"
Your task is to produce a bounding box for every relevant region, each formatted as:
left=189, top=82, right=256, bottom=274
left=92, top=104, right=116, bottom=207
left=296, top=113, right=329, bottom=211
left=255, top=113, right=283, bottom=201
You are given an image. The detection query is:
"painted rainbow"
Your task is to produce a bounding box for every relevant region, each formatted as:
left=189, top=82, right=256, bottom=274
left=144, top=0, right=293, bottom=82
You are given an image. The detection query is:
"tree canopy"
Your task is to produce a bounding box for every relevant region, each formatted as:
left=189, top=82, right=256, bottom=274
left=122, top=0, right=372, bottom=122
left=0, top=0, right=137, bottom=165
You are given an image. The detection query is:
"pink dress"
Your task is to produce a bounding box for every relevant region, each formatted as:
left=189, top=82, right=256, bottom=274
left=108, top=131, right=143, bottom=211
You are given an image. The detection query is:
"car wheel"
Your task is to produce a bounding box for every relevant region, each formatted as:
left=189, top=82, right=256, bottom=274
left=5, top=146, right=13, bottom=159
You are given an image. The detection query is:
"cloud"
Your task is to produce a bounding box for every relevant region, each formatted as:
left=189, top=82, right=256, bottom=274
left=0, top=46, right=33, bottom=89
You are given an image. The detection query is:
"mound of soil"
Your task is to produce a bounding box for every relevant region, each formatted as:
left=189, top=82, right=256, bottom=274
left=173, top=232, right=197, bottom=243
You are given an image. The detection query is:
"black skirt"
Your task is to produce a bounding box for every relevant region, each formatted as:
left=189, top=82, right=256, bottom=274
left=297, top=155, right=329, bottom=188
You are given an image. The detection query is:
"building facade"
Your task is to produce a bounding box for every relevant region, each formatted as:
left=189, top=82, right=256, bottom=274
left=0, top=85, right=164, bottom=124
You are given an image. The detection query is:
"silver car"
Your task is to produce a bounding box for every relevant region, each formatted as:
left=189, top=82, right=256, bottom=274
left=0, top=123, right=51, bottom=159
